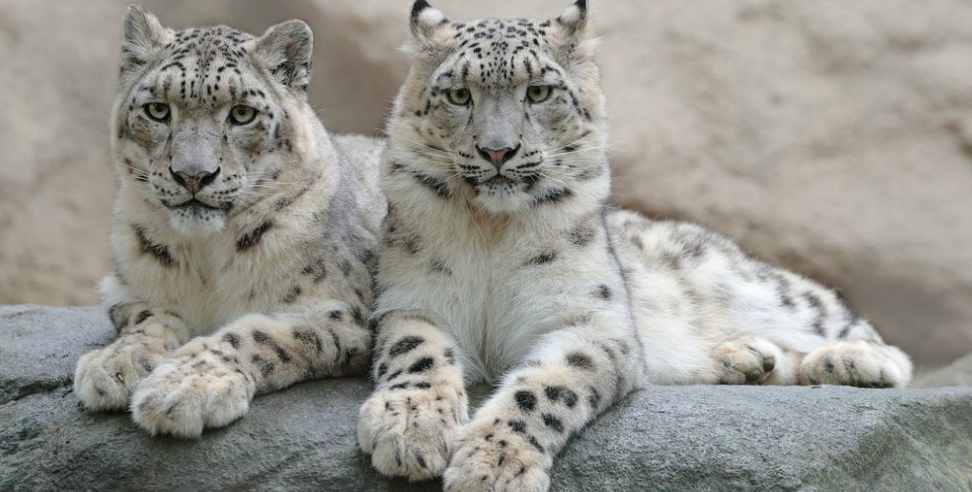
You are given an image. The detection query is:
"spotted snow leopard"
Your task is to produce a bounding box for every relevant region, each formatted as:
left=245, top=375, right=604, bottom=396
left=357, top=1, right=913, bottom=490
left=72, top=6, right=384, bottom=438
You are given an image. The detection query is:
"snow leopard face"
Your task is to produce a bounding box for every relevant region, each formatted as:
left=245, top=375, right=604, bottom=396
left=389, top=0, right=607, bottom=214
left=112, top=7, right=314, bottom=234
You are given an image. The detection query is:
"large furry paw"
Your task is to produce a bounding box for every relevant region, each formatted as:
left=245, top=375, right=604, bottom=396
left=443, top=421, right=551, bottom=492
left=74, top=338, right=165, bottom=411
left=358, top=384, right=467, bottom=481
left=799, top=340, right=912, bottom=388
left=131, top=342, right=255, bottom=438
left=712, top=337, right=781, bottom=384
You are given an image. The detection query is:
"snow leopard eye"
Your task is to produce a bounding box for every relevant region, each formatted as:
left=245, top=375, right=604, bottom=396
left=143, top=102, right=170, bottom=123
left=446, top=88, right=472, bottom=106
left=228, top=105, right=258, bottom=126
left=526, top=85, right=554, bottom=104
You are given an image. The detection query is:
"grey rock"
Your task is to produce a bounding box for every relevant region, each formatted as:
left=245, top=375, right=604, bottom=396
left=3, top=306, right=972, bottom=491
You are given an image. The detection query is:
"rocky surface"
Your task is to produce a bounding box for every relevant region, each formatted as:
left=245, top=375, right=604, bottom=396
left=3, top=306, right=972, bottom=491
left=0, top=1, right=970, bottom=364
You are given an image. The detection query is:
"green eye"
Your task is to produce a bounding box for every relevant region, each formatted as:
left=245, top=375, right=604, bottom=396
left=144, top=102, right=170, bottom=123
left=228, top=105, right=258, bottom=125
left=527, top=85, right=554, bottom=104
left=446, top=88, right=472, bottom=106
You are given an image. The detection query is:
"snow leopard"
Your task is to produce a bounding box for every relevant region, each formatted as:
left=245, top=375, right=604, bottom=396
left=356, top=1, right=913, bottom=490
left=72, top=6, right=385, bottom=438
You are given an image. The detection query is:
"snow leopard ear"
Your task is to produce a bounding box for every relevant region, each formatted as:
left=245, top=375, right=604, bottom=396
left=253, top=20, right=314, bottom=92
left=409, top=0, right=455, bottom=51
left=546, top=0, right=595, bottom=64
left=120, top=5, right=169, bottom=77
left=553, top=0, right=589, bottom=36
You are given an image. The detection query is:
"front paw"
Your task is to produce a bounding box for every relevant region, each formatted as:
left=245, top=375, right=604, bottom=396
left=74, top=340, right=163, bottom=411
left=443, top=422, right=551, bottom=492
left=358, top=384, right=466, bottom=481
left=712, top=336, right=781, bottom=384
left=131, top=343, right=255, bottom=438
left=800, top=341, right=911, bottom=388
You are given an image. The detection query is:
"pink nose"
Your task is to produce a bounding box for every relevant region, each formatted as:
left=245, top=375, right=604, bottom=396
left=476, top=145, right=520, bottom=169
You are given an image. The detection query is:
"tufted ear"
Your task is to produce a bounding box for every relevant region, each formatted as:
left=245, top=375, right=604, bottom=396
left=409, top=0, right=454, bottom=50
left=554, top=0, right=589, bottom=35
left=546, top=0, right=594, bottom=64
left=253, top=20, right=314, bottom=92
left=120, top=5, right=168, bottom=76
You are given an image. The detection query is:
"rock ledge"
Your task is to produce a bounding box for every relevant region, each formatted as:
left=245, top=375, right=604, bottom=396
left=2, top=306, right=971, bottom=491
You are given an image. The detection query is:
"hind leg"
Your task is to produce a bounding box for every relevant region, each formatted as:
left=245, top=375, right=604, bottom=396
left=607, top=211, right=913, bottom=389
left=799, top=340, right=912, bottom=388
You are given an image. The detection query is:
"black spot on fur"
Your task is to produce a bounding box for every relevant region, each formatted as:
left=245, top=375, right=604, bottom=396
left=595, top=284, right=611, bottom=300
left=253, top=330, right=292, bottom=363
left=389, top=336, right=424, bottom=358
left=406, top=167, right=451, bottom=199
left=508, top=419, right=527, bottom=433
left=132, top=225, right=174, bottom=267
left=339, top=259, right=352, bottom=277
left=514, top=390, right=537, bottom=412
left=408, top=357, right=435, bottom=374
left=302, top=260, right=327, bottom=283
left=134, top=310, right=152, bottom=325
left=430, top=258, right=453, bottom=275
left=108, top=304, right=126, bottom=330
left=567, top=220, right=596, bottom=247
left=528, top=435, right=545, bottom=454
left=772, top=273, right=796, bottom=310
left=251, top=354, right=274, bottom=377
left=293, top=327, right=323, bottom=354
left=837, top=317, right=858, bottom=339
left=350, top=305, right=366, bottom=326
left=223, top=332, right=240, bottom=350
left=282, top=285, right=302, bottom=304
left=525, top=251, right=557, bottom=266
left=531, top=188, right=573, bottom=207
left=803, top=292, right=827, bottom=336
left=542, top=413, right=564, bottom=433
left=376, top=363, right=388, bottom=379
left=544, top=385, right=578, bottom=408
left=236, top=221, right=273, bottom=252
left=587, top=386, right=601, bottom=410
left=566, top=351, right=594, bottom=370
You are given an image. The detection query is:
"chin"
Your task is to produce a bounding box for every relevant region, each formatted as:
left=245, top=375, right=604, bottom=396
left=472, top=185, right=533, bottom=215
left=167, top=205, right=227, bottom=235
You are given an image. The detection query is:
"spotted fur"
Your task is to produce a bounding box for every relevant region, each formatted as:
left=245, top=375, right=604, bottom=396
left=358, top=1, right=913, bottom=489
left=73, top=7, right=385, bottom=438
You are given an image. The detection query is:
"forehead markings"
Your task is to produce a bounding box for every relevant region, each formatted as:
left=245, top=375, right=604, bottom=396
left=442, top=18, right=561, bottom=89
left=140, top=26, right=257, bottom=106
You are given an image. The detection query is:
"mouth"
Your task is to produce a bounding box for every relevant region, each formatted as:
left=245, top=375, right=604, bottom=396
left=165, top=198, right=224, bottom=211
left=482, top=175, right=517, bottom=186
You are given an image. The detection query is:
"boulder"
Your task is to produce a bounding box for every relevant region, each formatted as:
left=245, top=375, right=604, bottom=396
left=3, top=306, right=971, bottom=491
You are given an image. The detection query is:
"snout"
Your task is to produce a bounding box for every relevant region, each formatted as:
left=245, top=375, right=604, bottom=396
left=169, top=165, right=220, bottom=194
left=476, top=144, right=521, bottom=170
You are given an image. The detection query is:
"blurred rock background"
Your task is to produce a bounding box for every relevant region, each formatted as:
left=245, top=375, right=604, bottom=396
left=0, top=0, right=969, bottom=370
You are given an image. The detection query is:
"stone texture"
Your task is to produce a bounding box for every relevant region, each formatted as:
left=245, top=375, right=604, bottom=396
left=0, top=1, right=970, bottom=366
left=3, top=306, right=972, bottom=491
